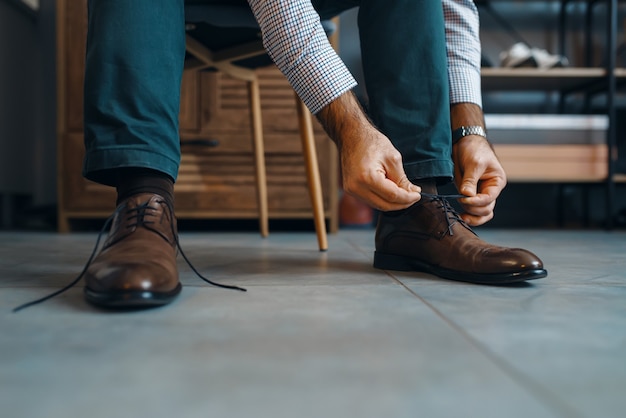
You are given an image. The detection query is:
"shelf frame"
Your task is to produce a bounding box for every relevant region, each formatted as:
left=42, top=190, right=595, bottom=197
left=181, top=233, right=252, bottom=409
left=478, top=0, right=623, bottom=228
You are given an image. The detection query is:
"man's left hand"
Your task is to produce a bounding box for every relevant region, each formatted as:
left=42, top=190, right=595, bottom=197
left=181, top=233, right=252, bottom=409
left=452, top=135, right=507, bottom=226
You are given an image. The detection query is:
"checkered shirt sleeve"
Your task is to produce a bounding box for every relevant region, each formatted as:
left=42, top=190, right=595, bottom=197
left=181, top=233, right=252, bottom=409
left=247, top=0, right=357, bottom=115
left=443, top=0, right=483, bottom=107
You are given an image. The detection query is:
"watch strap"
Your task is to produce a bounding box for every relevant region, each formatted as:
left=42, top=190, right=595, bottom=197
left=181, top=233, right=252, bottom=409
left=452, top=125, right=487, bottom=144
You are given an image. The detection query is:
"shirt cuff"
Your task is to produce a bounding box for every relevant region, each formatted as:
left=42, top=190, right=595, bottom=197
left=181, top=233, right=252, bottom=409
left=284, top=47, right=357, bottom=115
left=449, top=65, right=482, bottom=108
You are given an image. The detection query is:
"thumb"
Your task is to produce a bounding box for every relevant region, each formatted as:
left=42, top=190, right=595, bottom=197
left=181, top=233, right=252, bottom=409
left=460, top=169, right=480, bottom=197
left=398, top=176, right=421, bottom=193
left=386, top=156, right=420, bottom=193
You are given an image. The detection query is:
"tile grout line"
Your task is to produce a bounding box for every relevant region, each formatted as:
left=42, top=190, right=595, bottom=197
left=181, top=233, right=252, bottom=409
left=344, top=233, right=579, bottom=417
left=384, top=271, right=584, bottom=418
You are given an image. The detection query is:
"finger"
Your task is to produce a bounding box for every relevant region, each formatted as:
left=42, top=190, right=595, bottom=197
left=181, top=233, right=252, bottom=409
left=369, top=177, right=421, bottom=210
left=372, top=153, right=422, bottom=207
left=459, top=192, right=494, bottom=208
left=383, top=151, right=421, bottom=194
left=460, top=199, right=495, bottom=217
left=459, top=180, right=502, bottom=205
left=344, top=172, right=420, bottom=211
left=459, top=165, right=482, bottom=197
left=349, top=186, right=417, bottom=212
left=461, top=211, right=494, bottom=226
left=397, top=176, right=421, bottom=194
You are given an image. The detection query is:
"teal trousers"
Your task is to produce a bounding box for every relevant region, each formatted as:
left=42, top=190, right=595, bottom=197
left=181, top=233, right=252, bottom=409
left=83, top=0, right=452, bottom=186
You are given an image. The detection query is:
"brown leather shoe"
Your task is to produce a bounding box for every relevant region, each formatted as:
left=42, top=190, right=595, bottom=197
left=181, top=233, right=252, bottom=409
left=373, top=195, right=547, bottom=284
left=83, top=193, right=182, bottom=308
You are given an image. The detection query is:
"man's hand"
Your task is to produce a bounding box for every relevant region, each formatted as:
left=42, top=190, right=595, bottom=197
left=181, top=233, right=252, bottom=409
left=450, top=102, right=506, bottom=226
left=317, top=92, right=421, bottom=211
left=452, top=135, right=506, bottom=226
left=340, top=124, right=421, bottom=211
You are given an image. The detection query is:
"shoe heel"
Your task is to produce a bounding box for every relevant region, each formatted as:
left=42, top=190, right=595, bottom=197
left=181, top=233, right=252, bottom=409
left=373, top=252, right=415, bottom=271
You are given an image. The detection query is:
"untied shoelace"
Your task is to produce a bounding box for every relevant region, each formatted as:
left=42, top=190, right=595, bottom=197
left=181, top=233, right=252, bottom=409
left=12, top=201, right=246, bottom=313
left=13, top=193, right=470, bottom=312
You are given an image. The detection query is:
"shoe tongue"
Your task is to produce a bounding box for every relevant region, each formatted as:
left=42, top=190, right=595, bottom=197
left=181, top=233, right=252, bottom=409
left=127, top=193, right=162, bottom=206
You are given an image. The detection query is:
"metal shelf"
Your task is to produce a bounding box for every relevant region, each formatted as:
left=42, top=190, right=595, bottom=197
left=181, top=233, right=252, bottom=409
left=479, top=0, right=622, bottom=227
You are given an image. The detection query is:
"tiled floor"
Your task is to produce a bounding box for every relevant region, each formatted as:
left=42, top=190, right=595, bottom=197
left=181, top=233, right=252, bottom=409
left=1, top=228, right=625, bottom=418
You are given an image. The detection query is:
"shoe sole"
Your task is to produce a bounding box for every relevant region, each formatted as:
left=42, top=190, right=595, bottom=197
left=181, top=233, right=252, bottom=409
left=373, top=252, right=547, bottom=285
left=84, top=283, right=182, bottom=309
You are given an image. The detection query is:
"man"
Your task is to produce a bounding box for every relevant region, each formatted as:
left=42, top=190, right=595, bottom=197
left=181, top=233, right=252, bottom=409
left=79, top=0, right=546, bottom=309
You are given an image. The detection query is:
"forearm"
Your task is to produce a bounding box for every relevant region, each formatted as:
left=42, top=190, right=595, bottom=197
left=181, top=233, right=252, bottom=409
left=450, top=102, right=485, bottom=130
left=315, top=91, right=372, bottom=150
left=315, top=91, right=421, bottom=211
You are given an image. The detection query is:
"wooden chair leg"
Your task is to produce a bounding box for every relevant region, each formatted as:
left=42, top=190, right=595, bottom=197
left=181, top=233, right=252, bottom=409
left=248, top=77, right=269, bottom=238
left=295, top=94, right=328, bottom=251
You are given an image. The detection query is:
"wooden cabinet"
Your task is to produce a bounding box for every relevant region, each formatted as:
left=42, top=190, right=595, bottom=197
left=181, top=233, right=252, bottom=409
left=56, top=0, right=338, bottom=232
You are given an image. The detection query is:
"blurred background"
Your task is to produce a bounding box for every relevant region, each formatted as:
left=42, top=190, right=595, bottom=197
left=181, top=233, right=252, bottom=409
left=2, top=0, right=626, bottom=231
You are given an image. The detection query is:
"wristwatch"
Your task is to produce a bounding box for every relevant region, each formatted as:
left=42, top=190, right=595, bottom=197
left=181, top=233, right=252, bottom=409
left=452, top=125, right=487, bottom=144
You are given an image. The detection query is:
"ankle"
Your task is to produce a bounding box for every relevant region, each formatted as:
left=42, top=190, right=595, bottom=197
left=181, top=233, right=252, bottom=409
left=115, top=168, right=174, bottom=206
left=412, top=179, right=437, bottom=195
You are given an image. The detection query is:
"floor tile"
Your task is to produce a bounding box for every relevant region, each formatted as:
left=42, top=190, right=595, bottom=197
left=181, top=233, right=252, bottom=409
left=1, top=229, right=623, bottom=418
left=2, top=284, right=554, bottom=418
left=392, top=230, right=626, bottom=418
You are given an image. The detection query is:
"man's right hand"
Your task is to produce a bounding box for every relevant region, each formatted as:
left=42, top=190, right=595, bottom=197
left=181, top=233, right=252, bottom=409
left=316, top=92, right=421, bottom=212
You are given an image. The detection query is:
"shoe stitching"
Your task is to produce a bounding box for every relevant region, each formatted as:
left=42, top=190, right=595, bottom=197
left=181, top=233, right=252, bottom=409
left=12, top=198, right=246, bottom=313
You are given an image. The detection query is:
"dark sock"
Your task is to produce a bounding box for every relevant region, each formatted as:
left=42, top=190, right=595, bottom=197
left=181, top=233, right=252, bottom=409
left=115, top=168, right=175, bottom=206
left=412, top=179, right=438, bottom=195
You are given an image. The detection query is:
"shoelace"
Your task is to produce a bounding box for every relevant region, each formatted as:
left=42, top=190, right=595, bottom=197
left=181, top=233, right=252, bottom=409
left=12, top=200, right=246, bottom=313
left=419, top=192, right=474, bottom=237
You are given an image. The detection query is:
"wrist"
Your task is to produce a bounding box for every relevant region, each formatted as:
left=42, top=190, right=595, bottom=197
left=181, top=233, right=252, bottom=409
left=452, top=125, right=487, bottom=144
left=450, top=102, right=485, bottom=130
